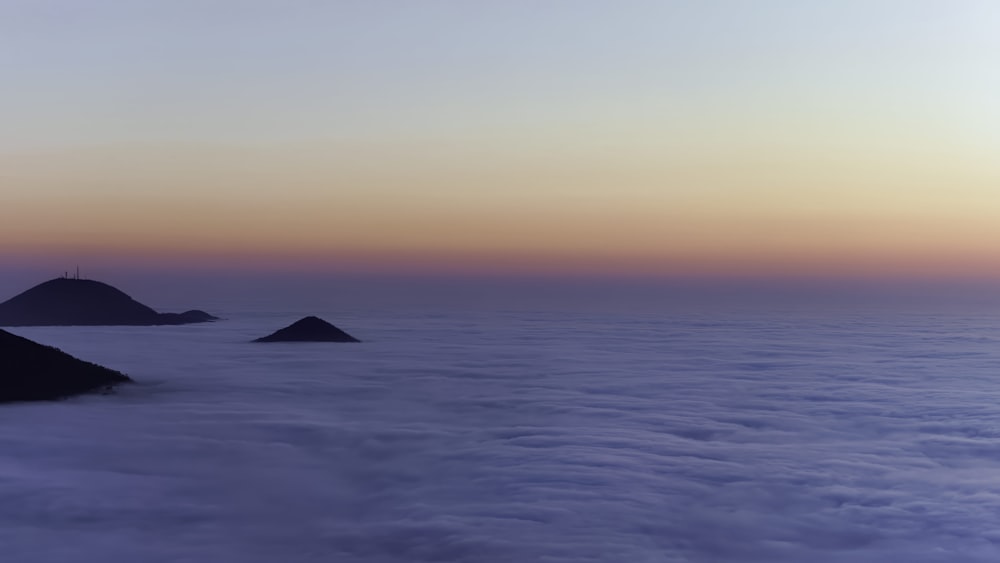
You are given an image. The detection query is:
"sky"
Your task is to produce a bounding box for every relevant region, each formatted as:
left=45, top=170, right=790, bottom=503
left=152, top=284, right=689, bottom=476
left=2, top=1, right=999, bottom=281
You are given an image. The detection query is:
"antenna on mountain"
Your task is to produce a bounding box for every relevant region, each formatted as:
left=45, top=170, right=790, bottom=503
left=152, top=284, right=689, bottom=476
left=75, top=266, right=80, bottom=280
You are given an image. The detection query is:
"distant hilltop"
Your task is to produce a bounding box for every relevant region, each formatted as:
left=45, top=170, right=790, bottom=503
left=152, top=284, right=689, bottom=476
left=253, top=316, right=360, bottom=342
left=0, top=277, right=218, bottom=327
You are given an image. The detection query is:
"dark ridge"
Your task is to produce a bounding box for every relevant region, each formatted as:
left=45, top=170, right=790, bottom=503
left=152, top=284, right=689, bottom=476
left=0, top=329, right=132, bottom=403
left=158, top=310, right=219, bottom=324
left=253, top=316, right=360, bottom=343
left=0, top=278, right=218, bottom=326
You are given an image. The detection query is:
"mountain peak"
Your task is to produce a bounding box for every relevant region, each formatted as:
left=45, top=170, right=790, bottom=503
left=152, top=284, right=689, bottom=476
left=253, top=316, right=360, bottom=342
left=0, top=277, right=218, bottom=327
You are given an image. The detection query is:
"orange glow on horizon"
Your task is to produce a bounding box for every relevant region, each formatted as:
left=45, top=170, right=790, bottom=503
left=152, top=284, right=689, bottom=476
left=3, top=126, right=999, bottom=282
left=5, top=231, right=1000, bottom=281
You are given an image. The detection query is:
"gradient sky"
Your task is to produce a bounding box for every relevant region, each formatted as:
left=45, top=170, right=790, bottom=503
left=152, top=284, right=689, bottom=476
left=3, top=1, right=999, bottom=279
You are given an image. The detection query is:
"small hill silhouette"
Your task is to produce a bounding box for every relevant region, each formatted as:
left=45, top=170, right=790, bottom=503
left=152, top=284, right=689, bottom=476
left=253, top=316, right=360, bottom=342
left=0, top=278, right=218, bottom=326
left=0, top=329, right=132, bottom=403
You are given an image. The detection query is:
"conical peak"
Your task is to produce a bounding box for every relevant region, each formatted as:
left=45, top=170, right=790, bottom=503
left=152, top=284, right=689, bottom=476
left=253, top=315, right=360, bottom=343
left=289, top=316, right=331, bottom=328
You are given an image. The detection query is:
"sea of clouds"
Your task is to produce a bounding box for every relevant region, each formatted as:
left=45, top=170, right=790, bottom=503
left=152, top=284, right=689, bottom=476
left=3, top=302, right=1000, bottom=562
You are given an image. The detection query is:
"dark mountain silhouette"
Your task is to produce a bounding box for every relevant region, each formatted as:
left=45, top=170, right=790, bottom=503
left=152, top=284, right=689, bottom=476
left=253, top=316, right=360, bottom=343
left=0, top=277, right=218, bottom=326
left=158, top=310, right=217, bottom=324
left=0, top=329, right=132, bottom=403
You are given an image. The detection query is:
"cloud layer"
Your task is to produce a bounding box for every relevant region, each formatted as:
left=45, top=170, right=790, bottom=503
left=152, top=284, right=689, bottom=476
left=3, top=307, right=1000, bottom=562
